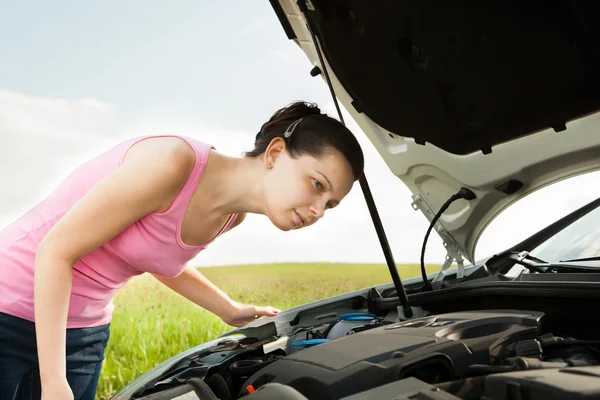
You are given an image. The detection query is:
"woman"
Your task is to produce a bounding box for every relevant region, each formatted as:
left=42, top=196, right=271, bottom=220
left=0, top=101, right=364, bottom=400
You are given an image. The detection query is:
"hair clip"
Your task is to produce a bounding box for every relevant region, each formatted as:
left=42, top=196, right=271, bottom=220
left=283, top=118, right=303, bottom=138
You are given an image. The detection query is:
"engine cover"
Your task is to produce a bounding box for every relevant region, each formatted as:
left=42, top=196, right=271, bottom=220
left=243, top=310, right=544, bottom=400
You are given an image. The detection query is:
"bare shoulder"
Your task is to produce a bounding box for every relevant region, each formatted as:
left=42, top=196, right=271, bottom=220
left=123, top=136, right=197, bottom=211
left=124, top=136, right=196, bottom=171
left=124, top=136, right=195, bottom=183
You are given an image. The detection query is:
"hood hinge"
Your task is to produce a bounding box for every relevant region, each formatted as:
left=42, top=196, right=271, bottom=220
left=431, top=242, right=465, bottom=290
left=411, top=194, right=465, bottom=289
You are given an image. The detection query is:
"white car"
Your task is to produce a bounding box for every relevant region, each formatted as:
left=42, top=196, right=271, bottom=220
left=113, top=1, right=600, bottom=399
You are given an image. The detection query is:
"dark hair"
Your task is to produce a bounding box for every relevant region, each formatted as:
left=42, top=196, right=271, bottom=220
left=246, top=101, right=364, bottom=181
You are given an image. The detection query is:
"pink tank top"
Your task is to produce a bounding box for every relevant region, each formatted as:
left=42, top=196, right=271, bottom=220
left=0, top=135, right=237, bottom=328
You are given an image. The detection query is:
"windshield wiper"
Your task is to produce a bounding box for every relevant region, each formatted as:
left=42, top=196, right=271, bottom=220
left=508, top=251, right=549, bottom=273
left=559, top=256, right=600, bottom=263
left=508, top=251, right=600, bottom=273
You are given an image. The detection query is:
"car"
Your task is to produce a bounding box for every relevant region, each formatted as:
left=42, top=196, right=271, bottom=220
left=112, top=1, right=600, bottom=399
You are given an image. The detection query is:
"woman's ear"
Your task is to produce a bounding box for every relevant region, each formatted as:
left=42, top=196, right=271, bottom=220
left=264, top=137, right=287, bottom=169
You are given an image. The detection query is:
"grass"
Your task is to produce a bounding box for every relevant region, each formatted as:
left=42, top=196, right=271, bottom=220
left=97, top=263, right=435, bottom=399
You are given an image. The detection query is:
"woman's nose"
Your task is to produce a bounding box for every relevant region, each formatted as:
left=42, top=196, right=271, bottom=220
left=309, top=202, right=325, bottom=219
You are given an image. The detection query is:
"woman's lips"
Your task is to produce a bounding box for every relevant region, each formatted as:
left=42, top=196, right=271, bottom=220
left=294, top=211, right=304, bottom=227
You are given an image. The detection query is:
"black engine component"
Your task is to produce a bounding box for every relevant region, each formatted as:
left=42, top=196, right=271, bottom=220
left=439, top=366, right=600, bottom=400
left=242, top=365, right=600, bottom=400
left=239, top=379, right=456, bottom=400
left=241, top=310, right=544, bottom=399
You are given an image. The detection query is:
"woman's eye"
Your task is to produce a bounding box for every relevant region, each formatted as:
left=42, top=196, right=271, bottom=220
left=314, top=179, right=323, bottom=191
left=325, top=201, right=332, bottom=210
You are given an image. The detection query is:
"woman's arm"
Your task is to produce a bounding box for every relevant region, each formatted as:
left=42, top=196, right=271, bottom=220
left=153, top=266, right=278, bottom=327
left=34, top=139, right=196, bottom=397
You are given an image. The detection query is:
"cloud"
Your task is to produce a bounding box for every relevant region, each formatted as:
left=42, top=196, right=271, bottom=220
left=0, top=89, right=117, bottom=140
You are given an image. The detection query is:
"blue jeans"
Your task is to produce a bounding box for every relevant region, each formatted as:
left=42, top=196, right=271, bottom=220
left=0, top=312, right=110, bottom=400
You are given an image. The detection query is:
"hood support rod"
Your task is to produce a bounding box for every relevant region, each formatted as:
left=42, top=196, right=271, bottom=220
left=298, top=0, right=413, bottom=318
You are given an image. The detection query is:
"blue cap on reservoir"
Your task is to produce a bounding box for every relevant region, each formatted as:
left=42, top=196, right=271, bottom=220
left=292, top=339, right=330, bottom=347
left=339, top=313, right=376, bottom=322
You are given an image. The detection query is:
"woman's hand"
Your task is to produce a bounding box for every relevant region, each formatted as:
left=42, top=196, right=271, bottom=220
left=222, top=301, right=280, bottom=327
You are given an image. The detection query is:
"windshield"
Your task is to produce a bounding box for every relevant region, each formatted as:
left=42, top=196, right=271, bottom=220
left=529, top=204, right=600, bottom=263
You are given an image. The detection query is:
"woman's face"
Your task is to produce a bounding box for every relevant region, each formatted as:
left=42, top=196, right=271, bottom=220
left=262, top=139, right=355, bottom=231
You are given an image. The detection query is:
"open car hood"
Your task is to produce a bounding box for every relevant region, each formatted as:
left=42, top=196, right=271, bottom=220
left=271, top=0, right=600, bottom=262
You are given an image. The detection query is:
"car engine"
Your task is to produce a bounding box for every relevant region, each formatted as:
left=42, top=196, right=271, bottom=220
left=126, top=309, right=600, bottom=400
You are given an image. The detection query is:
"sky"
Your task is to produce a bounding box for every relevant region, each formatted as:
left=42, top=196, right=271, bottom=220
left=2, top=1, right=600, bottom=269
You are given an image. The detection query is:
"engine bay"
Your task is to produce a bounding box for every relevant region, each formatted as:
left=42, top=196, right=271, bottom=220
left=128, top=309, right=600, bottom=400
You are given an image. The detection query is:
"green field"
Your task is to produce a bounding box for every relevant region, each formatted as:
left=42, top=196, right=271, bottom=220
left=97, top=263, right=435, bottom=399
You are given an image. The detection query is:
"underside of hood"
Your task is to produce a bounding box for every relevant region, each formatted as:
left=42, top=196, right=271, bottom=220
left=271, top=0, right=600, bottom=262
left=278, top=0, right=600, bottom=155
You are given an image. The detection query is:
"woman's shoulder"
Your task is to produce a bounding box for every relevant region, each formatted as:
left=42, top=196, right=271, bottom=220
left=120, top=137, right=200, bottom=212
left=124, top=136, right=198, bottom=175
